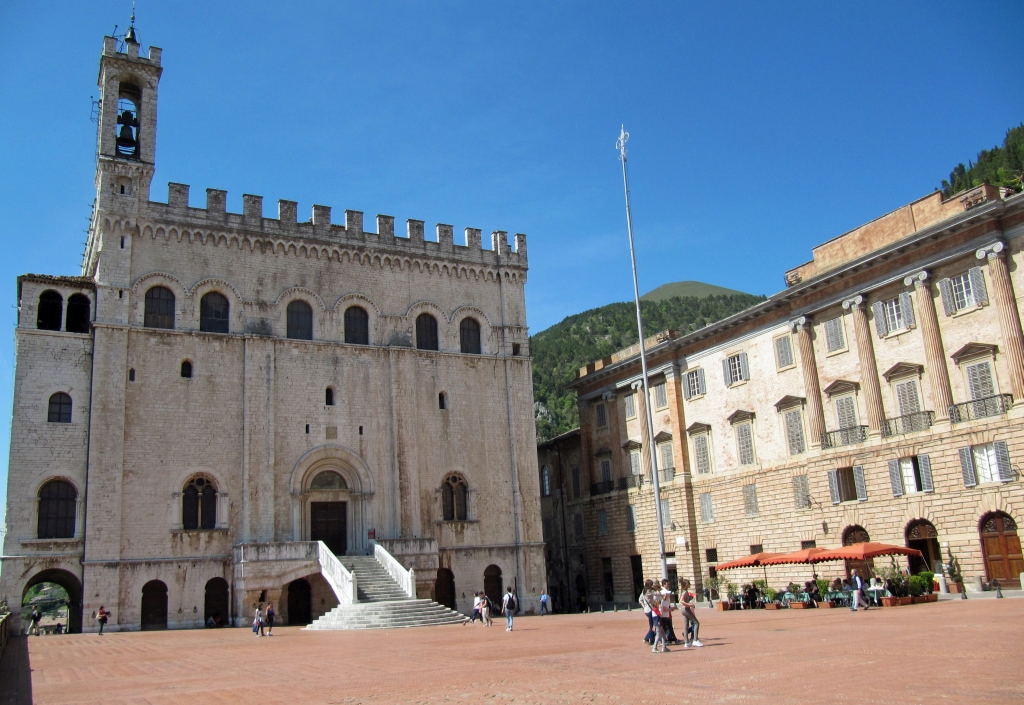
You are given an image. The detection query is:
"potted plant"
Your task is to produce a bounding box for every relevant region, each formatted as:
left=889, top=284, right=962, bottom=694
left=908, top=575, right=927, bottom=603
left=878, top=559, right=910, bottom=606
left=764, top=587, right=780, bottom=609
left=715, top=579, right=736, bottom=610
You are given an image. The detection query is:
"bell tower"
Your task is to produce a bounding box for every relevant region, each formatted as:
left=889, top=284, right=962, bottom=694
left=94, top=16, right=162, bottom=212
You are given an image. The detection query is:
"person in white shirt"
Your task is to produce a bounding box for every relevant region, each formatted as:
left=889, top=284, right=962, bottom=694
left=470, top=592, right=482, bottom=624
left=539, top=590, right=549, bottom=615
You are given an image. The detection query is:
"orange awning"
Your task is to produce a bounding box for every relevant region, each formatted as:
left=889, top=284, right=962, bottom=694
left=808, top=542, right=923, bottom=563
left=715, top=552, right=785, bottom=571
left=759, top=548, right=833, bottom=565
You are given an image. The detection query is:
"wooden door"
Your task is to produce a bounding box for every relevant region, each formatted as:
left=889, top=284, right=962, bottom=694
left=981, top=513, right=1024, bottom=588
left=311, top=501, right=347, bottom=556
left=141, top=580, right=167, bottom=631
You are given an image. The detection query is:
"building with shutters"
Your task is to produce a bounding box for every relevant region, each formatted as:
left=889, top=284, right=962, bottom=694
left=547, top=182, right=1024, bottom=605
left=0, top=28, right=545, bottom=632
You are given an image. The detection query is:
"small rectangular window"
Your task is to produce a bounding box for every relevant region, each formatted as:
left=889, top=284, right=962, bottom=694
left=895, top=379, right=921, bottom=416
left=831, top=467, right=858, bottom=503
left=685, top=369, right=705, bottom=398
left=700, top=492, right=714, bottom=522
left=624, top=393, right=636, bottom=418
left=653, top=383, right=668, bottom=409
left=801, top=540, right=817, bottom=550
left=775, top=335, right=794, bottom=368
left=659, top=442, right=674, bottom=470
left=824, top=317, right=845, bottom=352
left=628, top=449, right=641, bottom=476
left=742, top=484, right=759, bottom=516
left=597, top=509, right=608, bottom=536
left=973, top=443, right=1004, bottom=484
left=835, top=395, right=858, bottom=429
left=966, top=361, right=996, bottom=400
left=750, top=544, right=763, bottom=555
left=951, top=272, right=976, bottom=310
left=626, top=505, right=637, bottom=532
left=792, top=474, right=810, bottom=509
left=596, top=403, right=607, bottom=428
left=736, top=422, right=755, bottom=465
left=693, top=434, right=711, bottom=474
left=725, top=353, right=748, bottom=385
left=883, top=297, right=905, bottom=332
left=705, top=547, right=718, bottom=563
left=600, top=458, right=612, bottom=483
left=659, top=498, right=671, bottom=527
left=785, top=410, right=806, bottom=455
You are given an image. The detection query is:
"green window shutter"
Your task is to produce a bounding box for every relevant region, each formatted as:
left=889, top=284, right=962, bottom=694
left=958, top=446, right=977, bottom=488
left=871, top=301, right=888, bottom=336
left=888, top=459, right=904, bottom=497
left=853, top=465, right=867, bottom=501
left=918, top=454, right=934, bottom=492
left=827, top=469, right=840, bottom=504
left=993, top=440, right=1013, bottom=481
left=969, top=266, right=989, bottom=305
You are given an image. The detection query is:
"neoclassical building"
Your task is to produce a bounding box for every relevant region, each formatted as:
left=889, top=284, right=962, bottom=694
left=0, top=28, right=544, bottom=632
left=544, top=182, right=1024, bottom=605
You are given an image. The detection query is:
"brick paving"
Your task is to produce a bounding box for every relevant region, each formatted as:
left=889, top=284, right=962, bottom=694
left=2, top=599, right=1023, bottom=704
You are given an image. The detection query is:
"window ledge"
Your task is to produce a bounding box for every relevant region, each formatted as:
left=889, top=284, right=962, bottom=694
left=776, top=364, right=797, bottom=372
left=881, top=325, right=915, bottom=340
left=975, top=480, right=1014, bottom=489
left=952, top=303, right=984, bottom=318
left=20, top=537, right=82, bottom=545
left=436, top=519, right=480, bottom=525
left=686, top=393, right=706, bottom=402
left=728, top=380, right=748, bottom=389
left=824, top=347, right=848, bottom=358
left=170, top=528, right=229, bottom=534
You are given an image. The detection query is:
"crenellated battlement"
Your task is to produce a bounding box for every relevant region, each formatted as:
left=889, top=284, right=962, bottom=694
left=101, top=35, right=162, bottom=65
left=145, top=183, right=528, bottom=268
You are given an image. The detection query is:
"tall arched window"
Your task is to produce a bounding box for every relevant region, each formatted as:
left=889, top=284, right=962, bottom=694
left=37, top=290, right=63, bottom=331
left=416, top=313, right=438, bottom=351
left=38, top=480, right=76, bottom=539
left=47, top=393, right=72, bottom=423
left=344, top=306, right=369, bottom=345
left=144, top=286, right=175, bottom=329
left=65, top=294, right=91, bottom=333
left=199, top=292, right=230, bottom=333
left=460, top=317, right=481, bottom=354
left=181, top=360, right=193, bottom=378
left=442, top=475, right=468, bottom=521
left=183, top=477, right=217, bottom=530
left=326, top=387, right=335, bottom=406
left=287, top=300, right=313, bottom=340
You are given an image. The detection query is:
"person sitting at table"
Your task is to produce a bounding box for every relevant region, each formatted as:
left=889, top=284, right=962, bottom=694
left=831, top=578, right=843, bottom=592
left=805, top=581, right=821, bottom=606
left=745, top=583, right=758, bottom=609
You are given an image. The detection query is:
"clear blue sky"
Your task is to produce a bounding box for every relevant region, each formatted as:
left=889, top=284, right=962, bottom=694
left=1, top=1, right=1022, bottom=530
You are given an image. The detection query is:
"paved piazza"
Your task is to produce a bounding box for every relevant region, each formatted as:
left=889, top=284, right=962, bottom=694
left=2, top=600, right=1022, bottom=704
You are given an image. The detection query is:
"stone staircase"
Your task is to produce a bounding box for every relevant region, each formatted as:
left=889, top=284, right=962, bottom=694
left=307, top=555, right=467, bottom=630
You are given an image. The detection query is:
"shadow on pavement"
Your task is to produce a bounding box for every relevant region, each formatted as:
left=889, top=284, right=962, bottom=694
left=0, top=635, right=33, bottom=705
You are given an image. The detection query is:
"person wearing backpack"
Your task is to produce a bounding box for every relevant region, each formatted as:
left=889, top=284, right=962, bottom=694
left=502, top=587, right=517, bottom=631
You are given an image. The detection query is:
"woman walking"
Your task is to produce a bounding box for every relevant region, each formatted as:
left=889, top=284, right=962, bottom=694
left=639, top=579, right=655, bottom=645
left=253, top=604, right=264, bottom=637
left=480, top=594, right=492, bottom=627
left=679, top=580, right=703, bottom=647
left=96, top=605, right=109, bottom=636
left=649, top=585, right=669, bottom=653
left=265, top=602, right=276, bottom=636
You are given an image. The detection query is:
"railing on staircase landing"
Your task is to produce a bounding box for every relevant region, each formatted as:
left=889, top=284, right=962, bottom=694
left=369, top=540, right=417, bottom=599
left=317, top=542, right=358, bottom=604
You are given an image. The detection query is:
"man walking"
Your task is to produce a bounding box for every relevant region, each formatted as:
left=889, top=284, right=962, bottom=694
left=502, top=587, right=517, bottom=632
left=850, top=569, right=869, bottom=611
left=29, top=608, right=42, bottom=636
left=539, top=590, right=549, bottom=615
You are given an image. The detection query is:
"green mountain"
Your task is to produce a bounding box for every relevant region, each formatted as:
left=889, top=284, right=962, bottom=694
left=642, top=280, right=747, bottom=302
left=530, top=291, right=765, bottom=442
left=941, top=123, right=1024, bottom=197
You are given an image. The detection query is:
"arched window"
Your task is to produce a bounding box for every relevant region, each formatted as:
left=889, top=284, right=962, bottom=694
left=416, top=313, right=439, bottom=351
left=199, top=292, right=230, bottom=334
left=541, top=466, right=551, bottom=497
left=183, top=477, right=217, bottom=530
left=181, top=360, right=193, bottom=378
left=47, top=393, right=72, bottom=423
left=442, top=475, right=468, bottom=521
left=344, top=306, right=369, bottom=345
left=115, top=83, right=141, bottom=159
left=326, top=387, right=335, bottom=406
left=38, top=480, right=76, bottom=539
left=287, top=300, right=313, bottom=340
left=460, top=317, right=481, bottom=354
left=842, top=525, right=870, bottom=546
left=37, top=290, right=63, bottom=331
left=65, top=294, right=90, bottom=333
left=144, top=286, right=175, bottom=329
left=439, top=392, right=447, bottom=410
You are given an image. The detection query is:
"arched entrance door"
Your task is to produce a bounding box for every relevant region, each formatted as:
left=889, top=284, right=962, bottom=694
left=842, top=525, right=872, bottom=578
left=307, top=470, right=348, bottom=555
left=204, top=578, right=229, bottom=625
left=435, top=568, right=456, bottom=610
left=484, top=565, right=503, bottom=607
left=22, top=569, right=83, bottom=634
left=906, top=520, right=941, bottom=575
left=980, top=512, right=1023, bottom=589
left=288, top=578, right=312, bottom=625
left=141, top=580, right=168, bottom=630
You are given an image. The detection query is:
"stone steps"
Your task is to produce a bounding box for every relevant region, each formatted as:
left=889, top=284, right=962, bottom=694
left=307, top=554, right=467, bottom=630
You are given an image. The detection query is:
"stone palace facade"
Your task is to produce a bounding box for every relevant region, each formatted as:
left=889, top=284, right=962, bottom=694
left=542, top=183, right=1024, bottom=606
left=0, top=29, right=544, bottom=632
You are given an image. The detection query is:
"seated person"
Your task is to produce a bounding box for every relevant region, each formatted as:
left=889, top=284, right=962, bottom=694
left=805, top=581, right=821, bottom=603
left=831, top=577, right=843, bottom=592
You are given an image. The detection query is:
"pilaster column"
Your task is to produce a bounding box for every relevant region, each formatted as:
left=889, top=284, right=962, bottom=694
left=663, top=366, right=690, bottom=475
left=631, top=381, right=653, bottom=477
left=903, top=272, right=954, bottom=418
left=793, top=316, right=827, bottom=447
left=841, top=297, right=885, bottom=433
left=978, top=242, right=1024, bottom=401
left=577, top=399, right=594, bottom=487
left=664, top=365, right=703, bottom=596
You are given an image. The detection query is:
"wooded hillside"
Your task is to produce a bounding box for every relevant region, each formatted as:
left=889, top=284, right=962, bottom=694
left=941, top=123, right=1024, bottom=196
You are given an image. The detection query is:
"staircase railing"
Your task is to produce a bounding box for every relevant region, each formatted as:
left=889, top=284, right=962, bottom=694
left=316, top=541, right=358, bottom=605
left=369, top=540, right=417, bottom=599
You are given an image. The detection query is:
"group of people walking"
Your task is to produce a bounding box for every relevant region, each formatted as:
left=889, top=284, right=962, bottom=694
left=252, top=602, right=276, bottom=636
left=467, top=587, right=518, bottom=631
left=639, top=578, right=703, bottom=653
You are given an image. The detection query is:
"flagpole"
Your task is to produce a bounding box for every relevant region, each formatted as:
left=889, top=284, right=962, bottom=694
left=617, top=126, right=668, bottom=581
